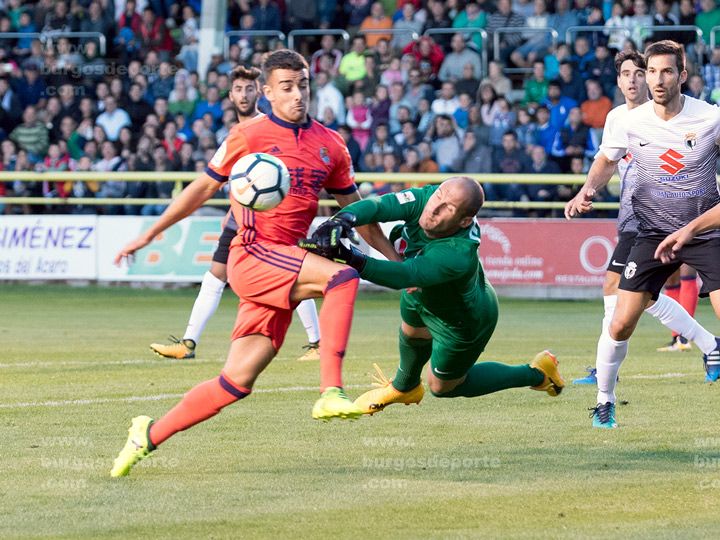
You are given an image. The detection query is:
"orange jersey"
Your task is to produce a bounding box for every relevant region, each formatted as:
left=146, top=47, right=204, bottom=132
left=206, top=113, right=356, bottom=246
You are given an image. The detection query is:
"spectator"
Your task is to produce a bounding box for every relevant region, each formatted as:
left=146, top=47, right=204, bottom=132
left=118, top=0, right=142, bottom=34
left=523, top=60, right=549, bottom=108
left=59, top=116, right=84, bottom=160
left=543, top=81, right=578, bottom=130
left=480, top=61, right=512, bottom=97
left=485, top=0, right=526, bottom=63
left=388, top=81, right=411, bottom=133
left=428, top=114, right=462, bottom=172
left=369, top=84, right=391, bottom=129
left=533, top=105, right=558, bottom=155
left=168, top=83, right=196, bottom=118
left=604, top=3, right=627, bottom=51
left=337, top=124, right=363, bottom=173
left=556, top=61, right=586, bottom=104
left=251, top=0, right=282, bottom=31
left=453, top=93, right=473, bottom=129
left=452, top=130, right=493, bottom=174
left=14, top=12, right=37, bottom=56
left=314, top=71, right=345, bottom=124
left=380, top=56, right=403, bottom=86
left=338, top=35, right=368, bottom=84
left=580, top=79, right=612, bottom=130
left=510, top=0, right=553, bottom=69
left=543, top=42, right=571, bottom=81
left=12, top=64, right=45, bottom=108
left=703, top=48, right=720, bottom=100
left=142, top=146, right=175, bottom=216
left=697, top=0, right=720, bottom=48
left=625, top=0, right=653, bottom=47
left=392, top=3, right=424, bottom=51
left=359, top=2, right=393, bottom=48
left=416, top=99, right=434, bottom=136
left=192, top=86, right=223, bottom=127
left=423, top=1, right=452, bottom=50
left=344, top=0, right=373, bottom=33
left=402, top=36, right=444, bottom=76
left=527, top=145, right=561, bottom=209
left=151, top=62, right=175, bottom=101
left=138, top=7, right=174, bottom=58
left=569, top=36, right=595, bottom=80
left=42, top=1, right=72, bottom=35
left=96, top=96, right=132, bottom=142
left=399, top=146, right=422, bottom=173
left=451, top=2, right=487, bottom=50
left=126, top=84, right=154, bottom=130
left=417, top=140, right=439, bottom=172
left=551, top=107, right=598, bottom=169
left=94, top=141, right=128, bottom=215
left=68, top=156, right=99, bottom=215
left=0, top=78, right=22, bottom=137
left=80, top=2, right=113, bottom=47
left=374, top=38, right=396, bottom=72
left=489, top=131, right=529, bottom=201
left=487, top=97, right=516, bottom=147
left=285, top=0, right=319, bottom=32
left=310, top=35, right=344, bottom=77
left=549, top=0, right=579, bottom=49
left=359, top=53, right=382, bottom=97
left=439, top=34, right=483, bottom=83
left=587, top=44, right=616, bottom=99
left=652, top=0, right=678, bottom=42
left=515, top=107, right=538, bottom=150
left=455, top=62, right=481, bottom=100
left=161, top=120, right=183, bottom=163
left=177, top=6, right=200, bottom=71
left=478, top=83, right=500, bottom=126
left=363, top=123, right=399, bottom=171
left=346, top=90, right=373, bottom=150
left=684, top=74, right=713, bottom=103
left=395, top=120, right=421, bottom=154
left=403, top=67, right=434, bottom=113
left=431, top=81, right=460, bottom=116
left=10, top=105, right=49, bottom=160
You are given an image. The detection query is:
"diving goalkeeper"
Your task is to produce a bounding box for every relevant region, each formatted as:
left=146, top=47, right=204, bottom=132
left=300, top=176, right=565, bottom=414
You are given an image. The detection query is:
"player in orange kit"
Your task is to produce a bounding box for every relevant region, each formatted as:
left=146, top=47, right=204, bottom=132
left=110, top=49, right=398, bottom=477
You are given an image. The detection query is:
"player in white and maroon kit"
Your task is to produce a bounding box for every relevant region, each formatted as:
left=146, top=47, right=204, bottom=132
left=569, top=51, right=715, bottom=387
left=566, top=41, right=720, bottom=427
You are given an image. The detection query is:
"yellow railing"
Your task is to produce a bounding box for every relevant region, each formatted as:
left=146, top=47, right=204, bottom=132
left=0, top=171, right=623, bottom=209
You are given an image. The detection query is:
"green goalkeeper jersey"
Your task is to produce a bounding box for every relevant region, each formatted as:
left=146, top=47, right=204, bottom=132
left=343, top=185, right=496, bottom=337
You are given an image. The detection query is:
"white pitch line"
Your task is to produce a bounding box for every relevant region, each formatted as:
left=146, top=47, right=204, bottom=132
left=623, top=372, right=687, bottom=380
left=0, top=384, right=367, bottom=410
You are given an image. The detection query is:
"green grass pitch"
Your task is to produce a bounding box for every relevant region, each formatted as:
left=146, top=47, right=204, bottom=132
left=2, top=284, right=720, bottom=539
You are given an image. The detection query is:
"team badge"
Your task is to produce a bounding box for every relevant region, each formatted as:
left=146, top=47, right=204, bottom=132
left=624, top=261, right=637, bottom=279
left=685, top=132, right=697, bottom=150
left=319, top=147, right=330, bottom=164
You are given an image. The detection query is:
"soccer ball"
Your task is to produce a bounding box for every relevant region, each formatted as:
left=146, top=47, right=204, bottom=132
left=229, top=152, right=291, bottom=211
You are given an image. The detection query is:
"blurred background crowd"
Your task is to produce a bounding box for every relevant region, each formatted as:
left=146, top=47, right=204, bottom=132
left=1, top=0, right=719, bottom=216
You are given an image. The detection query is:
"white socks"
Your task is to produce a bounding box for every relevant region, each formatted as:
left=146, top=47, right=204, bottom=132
left=296, top=299, right=320, bottom=344
left=183, top=271, right=226, bottom=344
left=596, top=332, right=628, bottom=404
left=645, top=294, right=717, bottom=354
left=602, top=295, right=617, bottom=334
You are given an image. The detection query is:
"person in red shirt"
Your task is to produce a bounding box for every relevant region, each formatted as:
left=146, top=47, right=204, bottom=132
left=111, top=50, right=398, bottom=477
left=402, top=36, right=444, bottom=75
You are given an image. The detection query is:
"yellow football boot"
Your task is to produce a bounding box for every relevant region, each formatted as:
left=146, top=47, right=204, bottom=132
left=150, top=336, right=196, bottom=359
left=312, top=387, right=364, bottom=421
left=530, top=350, right=565, bottom=396
left=110, top=415, right=155, bottom=477
left=297, top=341, right=320, bottom=361
left=353, top=363, right=424, bottom=415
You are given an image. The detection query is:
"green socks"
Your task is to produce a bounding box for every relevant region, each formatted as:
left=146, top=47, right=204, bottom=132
left=437, top=362, right=544, bottom=398
left=393, top=330, right=432, bottom=392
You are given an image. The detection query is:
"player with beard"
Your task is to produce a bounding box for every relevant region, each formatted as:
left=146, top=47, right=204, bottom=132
left=111, top=50, right=399, bottom=477
left=567, top=51, right=713, bottom=387
left=566, top=41, right=720, bottom=428
left=150, top=66, right=323, bottom=362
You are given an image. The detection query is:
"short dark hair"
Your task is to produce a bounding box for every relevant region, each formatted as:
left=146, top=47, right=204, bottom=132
left=230, top=65, right=262, bottom=83
left=614, top=50, right=646, bottom=74
left=644, top=39, right=685, bottom=73
left=262, top=49, right=308, bottom=79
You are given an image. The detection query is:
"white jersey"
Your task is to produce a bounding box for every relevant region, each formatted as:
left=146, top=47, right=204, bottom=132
left=598, top=104, right=638, bottom=233
left=599, top=96, right=720, bottom=239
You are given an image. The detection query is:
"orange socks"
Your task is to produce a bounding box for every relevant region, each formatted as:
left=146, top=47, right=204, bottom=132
left=318, top=268, right=359, bottom=391
left=149, top=373, right=250, bottom=447
left=679, top=275, right=699, bottom=319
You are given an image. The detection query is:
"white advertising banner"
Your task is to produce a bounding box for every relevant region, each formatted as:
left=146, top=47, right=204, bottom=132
left=0, top=215, right=97, bottom=280
left=97, top=216, right=224, bottom=282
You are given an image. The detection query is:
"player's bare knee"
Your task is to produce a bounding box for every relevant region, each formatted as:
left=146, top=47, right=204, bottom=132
left=609, top=318, right=636, bottom=341
left=427, top=374, right=461, bottom=397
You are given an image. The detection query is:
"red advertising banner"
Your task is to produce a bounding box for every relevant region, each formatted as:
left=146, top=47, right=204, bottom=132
left=477, top=219, right=619, bottom=286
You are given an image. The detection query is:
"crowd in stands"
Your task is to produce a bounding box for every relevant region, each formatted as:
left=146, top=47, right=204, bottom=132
left=1, top=0, right=720, bottom=216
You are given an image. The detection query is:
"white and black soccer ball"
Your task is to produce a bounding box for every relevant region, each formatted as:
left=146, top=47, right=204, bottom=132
left=229, top=152, right=291, bottom=211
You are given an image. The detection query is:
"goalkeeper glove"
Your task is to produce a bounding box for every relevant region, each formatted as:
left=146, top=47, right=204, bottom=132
left=298, top=237, right=367, bottom=272
left=312, top=212, right=360, bottom=249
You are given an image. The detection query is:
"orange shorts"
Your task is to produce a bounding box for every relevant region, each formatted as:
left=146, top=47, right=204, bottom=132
left=227, top=242, right=308, bottom=350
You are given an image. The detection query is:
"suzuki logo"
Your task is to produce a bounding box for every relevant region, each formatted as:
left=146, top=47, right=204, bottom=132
left=659, top=149, right=685, bottom=175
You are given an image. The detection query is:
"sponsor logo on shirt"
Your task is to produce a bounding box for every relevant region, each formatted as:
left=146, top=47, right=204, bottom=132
left=395, top=191, right=416, bottom=204
left=659, top=149, right=685, bottom=176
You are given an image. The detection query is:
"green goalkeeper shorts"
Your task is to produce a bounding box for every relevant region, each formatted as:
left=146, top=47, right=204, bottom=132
left=400, top=287, right=498, bottom=380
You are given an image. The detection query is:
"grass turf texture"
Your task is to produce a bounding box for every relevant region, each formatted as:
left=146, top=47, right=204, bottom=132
left=2, top=284, right=720, bottom=539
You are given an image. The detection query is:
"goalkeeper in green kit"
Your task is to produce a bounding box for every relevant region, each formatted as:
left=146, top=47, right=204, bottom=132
left=300, top=176, right=565, bottom=415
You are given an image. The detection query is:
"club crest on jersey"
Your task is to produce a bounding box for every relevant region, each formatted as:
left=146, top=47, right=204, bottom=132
left=624, top=261, right=637, bottom=280
left=684, top=132, right=697, bottom=150
left=319, top=147, right=330, bottom=164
